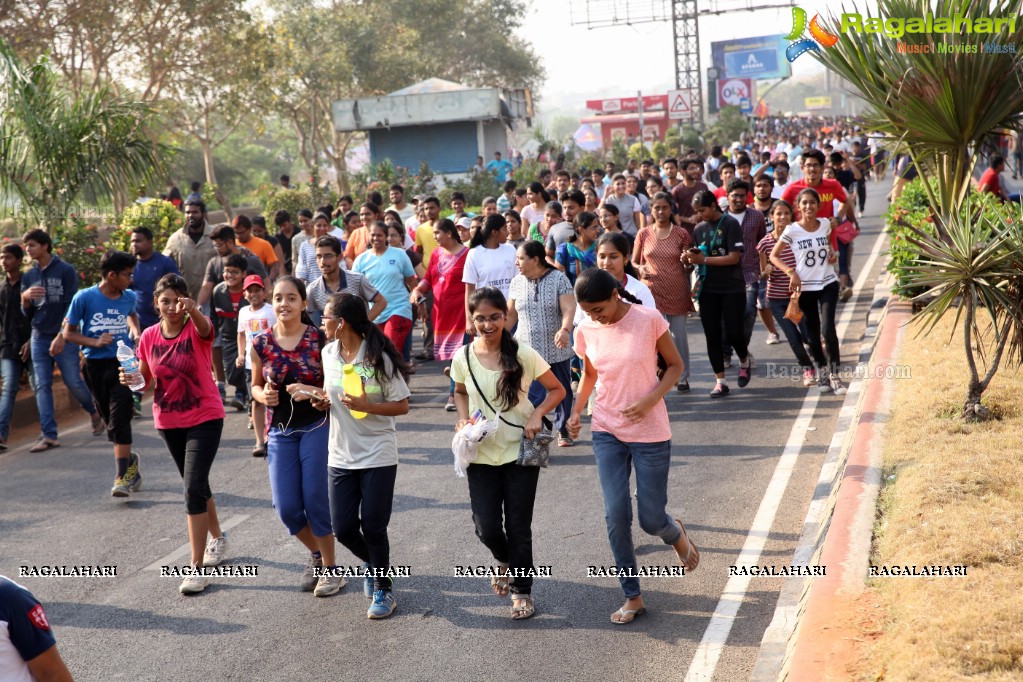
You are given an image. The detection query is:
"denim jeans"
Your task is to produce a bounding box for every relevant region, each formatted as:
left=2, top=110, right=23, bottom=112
left=528, top=358, right=572, bottom=436
left=31, top=332, right=96, bottom=440
left=0, top=355, right=35, bottom=440
left=466, top=461, right=540, bottom=595
left=267, top=418, right=332, bottom=537
left=722, top=283, right=759, bottom=359
left=592, top=432, right=682, bottom=599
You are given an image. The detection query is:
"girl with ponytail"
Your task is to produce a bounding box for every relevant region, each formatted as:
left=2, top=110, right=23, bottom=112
left=450, top=287, right=565, bottom=621
left=568, top=268, right=700, bottom=625
left=250, top=276, right=338, bottom=597
left=462, top=214, right=517, bottom=336
left=319, top=292, right=411, bottom=619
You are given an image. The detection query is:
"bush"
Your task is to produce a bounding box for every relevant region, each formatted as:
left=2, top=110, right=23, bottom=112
left=263, top=188, right=315, bottom=229
left=108, top=200, right=183, bottom=254
left=350, top=160, right=438, bottom=202
left=512, top=159, right=547, bottom=187
left=53, top=218, right=105, bottom=287
left=439, top=169, right=501, bottom=208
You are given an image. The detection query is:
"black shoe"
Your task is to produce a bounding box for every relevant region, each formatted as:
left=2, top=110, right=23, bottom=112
left=710, top=383, right=730, bottom=398
left=676, top=381, right=690, bottom=392
left=415, top=350, right=434, bottom=362
left=252, top=443, right=267, bottom=458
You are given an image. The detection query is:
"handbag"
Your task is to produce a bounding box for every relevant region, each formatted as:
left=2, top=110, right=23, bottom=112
left=463, top=345, right=555, bottom=467
left=834, top=220, right=858, bottom=244
left=784, top=292, right=804, bottom=324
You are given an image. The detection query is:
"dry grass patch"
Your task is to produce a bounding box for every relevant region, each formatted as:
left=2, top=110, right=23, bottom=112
left=861, top=314, right=1023, bottom=680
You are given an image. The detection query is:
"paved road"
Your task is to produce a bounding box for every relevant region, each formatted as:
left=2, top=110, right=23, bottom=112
left=0, top=186, right=889, bottom=681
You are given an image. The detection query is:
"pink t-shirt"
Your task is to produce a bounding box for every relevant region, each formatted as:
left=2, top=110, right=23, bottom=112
left=574, top=303, right=671, bottom=442
left=137, top=318, right=226, bottom=430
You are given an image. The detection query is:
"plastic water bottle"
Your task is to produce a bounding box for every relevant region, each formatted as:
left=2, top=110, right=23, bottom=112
left=116, top=340, right=145, bottom=391
left=341, top=364, right=367, bottom=419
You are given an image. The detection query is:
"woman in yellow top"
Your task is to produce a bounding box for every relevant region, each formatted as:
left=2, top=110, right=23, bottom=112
left=450, top=287, right=565, bottom=621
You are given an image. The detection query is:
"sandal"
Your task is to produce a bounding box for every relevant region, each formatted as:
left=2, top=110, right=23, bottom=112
left=511, top=594, right=535, bottom=620
left=611, top=606, right=646, bottom=625
left=674, top=518, right=700, bottom=572
left=490, top=566, right=510, bottom=597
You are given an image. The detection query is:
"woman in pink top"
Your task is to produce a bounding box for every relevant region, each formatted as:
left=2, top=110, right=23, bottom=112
left=567, top=268, right=700, bottom=625
left=128, top=274, right=228, bottom=595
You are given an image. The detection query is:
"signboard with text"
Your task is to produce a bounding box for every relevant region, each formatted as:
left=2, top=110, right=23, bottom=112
left=804, top=96, right=833, bottom=110
left=711, top=35, right=790, bottom=80
left=717, top=78, right=755, bottom=114
left=585, top=95, right=669, bottom=113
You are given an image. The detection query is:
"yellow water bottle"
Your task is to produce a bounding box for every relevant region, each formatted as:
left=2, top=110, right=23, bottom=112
left=341, top=364, right=367, bottom=419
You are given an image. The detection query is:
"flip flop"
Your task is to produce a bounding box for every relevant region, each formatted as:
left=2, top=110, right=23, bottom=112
left=511, top=595, right=535, bottom=620
left=674, top=518, right=700, bottom=572
left=611, top=606, right=646, bottom=625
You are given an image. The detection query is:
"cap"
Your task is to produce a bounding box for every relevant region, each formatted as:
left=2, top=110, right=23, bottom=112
left=455, top=216, right=473, bottom=229
left=412, top=194, right=426, bottom=204
left=243, top=274, right=264, bottom=290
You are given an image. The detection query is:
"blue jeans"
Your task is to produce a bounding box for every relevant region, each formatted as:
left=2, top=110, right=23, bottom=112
left=31, top=333, right=96, bottom=439
left=722, top=283, right=759, bottom=359
left=0, top=355, right=35, bottom=440
left=266, top=418, right=332, bottom=537
left=592, top=432, right=682, bottom=598
left=528, top=358, right=573, bottom=436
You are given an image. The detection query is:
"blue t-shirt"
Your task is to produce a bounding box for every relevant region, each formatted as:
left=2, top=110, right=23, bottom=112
left=0, top=577, right=57, bottom=679
left=132, top=252, right=180, bottom=330
left=486, top=159, right=514, bottom=183
left=64, top=286, right=138, bottom=359
left=352, top=246, right=414, bottom=324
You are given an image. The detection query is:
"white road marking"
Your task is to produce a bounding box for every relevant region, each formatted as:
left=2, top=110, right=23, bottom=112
left=142, top=514, right=251, bottom=571
left=683, top=224, right=889, bottom=681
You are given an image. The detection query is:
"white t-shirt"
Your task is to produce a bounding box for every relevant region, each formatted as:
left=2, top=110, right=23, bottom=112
left=237, top=303, right=277, bottom=369
left=574, top=274, right=657, bottom=326
left=462, top=243, right=518, bottom=298
left=780, top=219, right=837, bottom=291
left=520, top=204, right=546, bottom=228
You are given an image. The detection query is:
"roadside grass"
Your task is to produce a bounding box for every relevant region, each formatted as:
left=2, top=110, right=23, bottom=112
left=861, top=314, right=1023, bottom=680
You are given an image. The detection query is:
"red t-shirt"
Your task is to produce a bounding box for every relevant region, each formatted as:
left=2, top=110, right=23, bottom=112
left=137, top=318, right=226, bottom=430
left=781, top=179, right=848, bottom=220
left=977, top=167, right=1001, bottom=195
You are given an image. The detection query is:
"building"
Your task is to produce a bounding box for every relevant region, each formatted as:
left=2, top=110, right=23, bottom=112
left=332, top=78, right=532, bottom=175
left=580, top=95, right=672, bottom=150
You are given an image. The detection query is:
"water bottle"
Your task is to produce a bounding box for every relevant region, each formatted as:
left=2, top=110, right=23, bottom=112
left=117, top=340, right=145, bottom=391
left=341, top=364, right=367, bottom=419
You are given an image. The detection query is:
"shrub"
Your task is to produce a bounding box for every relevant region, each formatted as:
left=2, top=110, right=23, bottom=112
left=439, top=169, right=501, bottom=208
left=53, top=218, right=104, bottom=287
left=108, top=200, right=183, bottom=254
left=263, top=188, right=314, bottom=229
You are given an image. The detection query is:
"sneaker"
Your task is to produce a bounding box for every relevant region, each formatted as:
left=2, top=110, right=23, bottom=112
left=802, top=369, right=817, bottom=387
left=132, top=394, right=142, bottom=418
left=203, top=534, right=228, bottom=567
left=29, top=437, right=60, bottom=453
left=367, top=590, right=397, bottom=619
left=677, top=381, right=690, bottom=392
left=818, top=371, right=833, bottom=393
left=362, top=563, right=374, bottom=599
left=765, top=333, right=781, bottom=345
left=179, top=565, right=208, bottom=594
left=737, top=365, right=752, bottom=388
left=722, top=356, right=732, bottom=369
left=313, top=570, right=346, bottom=597
left=111, top=477, right=130, bottom=497
left=91, top=413, right=106, bottom=436
left=230, top=396, right=246, bottom=411
left=710, top=383, right=730, bottom=398
left=444, top=395, right=457, bottom=412
left=415, top=350, right=434, bottom=362
left=301, top=554, right=322, bottom=592
left=829, top=376, right=848, bottom=396
left=124, top=452, right=142, bottom=492
left=746, top=353, right=757, bottom=369
left=840, top=287, right=853, bottom=303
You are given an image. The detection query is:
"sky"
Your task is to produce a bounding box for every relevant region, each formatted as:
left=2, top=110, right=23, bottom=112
left=516, top=0, right=856, bottom=117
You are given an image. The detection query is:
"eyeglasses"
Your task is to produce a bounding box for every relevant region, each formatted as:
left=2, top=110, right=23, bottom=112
left=472, top=314, right=505, bottom=325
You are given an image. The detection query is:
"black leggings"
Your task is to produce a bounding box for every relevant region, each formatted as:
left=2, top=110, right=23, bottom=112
left=799, top=282, right=841, bottom=372
left=328, top=465, right=398, bottom=591
left=158, top=418, right=224, bottom=515
left=698, top=290, right=748, bottom=375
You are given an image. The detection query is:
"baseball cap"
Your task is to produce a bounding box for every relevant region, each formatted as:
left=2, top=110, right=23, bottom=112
left=455, top=216, right=473, bottom=229
left=243, top=274, right=265, bottom=290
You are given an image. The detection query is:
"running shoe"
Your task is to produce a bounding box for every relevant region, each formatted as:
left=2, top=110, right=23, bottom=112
left=710, top=383, right=730, bottom=398
left=737, top=365, right=752, bottom=388
left=230, top=396, right=246, bottom=411
left=746, top=353, right=757, bottom=369
left=367, top=590, right=397, bottom=619
left=111, top=477, right=130, bottom=497
left=179, top=565, right=208, bottom=594
left=829, top=376, right=848, bottom=396
left=765, top=333, right=780, bottom=345
left=444, top=395, right=457, bottom=412
left=301, top=554, right=322, bottom=592
left=91, top=413, right=106, bottom=436
left=203, top=534, right=228, bottom=567
left=802, top=369, right=817, bottom=387
left=818, top=371, right=833, bottom=393
left=677, top=381, right=690, bottom=392
left=124, top=452, right=142, bottom=492
left=314, top=571, right=346, bottom=597
left=362, top=563, right=374, bottom=598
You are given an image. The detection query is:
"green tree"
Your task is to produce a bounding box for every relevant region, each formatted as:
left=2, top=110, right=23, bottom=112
left=0, top=39, right=166, bottom=224
left=705, top=107, right=748, bottom=150
left=817, top=0, right=1023, bottom=419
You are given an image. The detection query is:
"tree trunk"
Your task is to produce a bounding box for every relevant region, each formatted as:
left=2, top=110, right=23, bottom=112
left=200, top=137, right=233, bottom=218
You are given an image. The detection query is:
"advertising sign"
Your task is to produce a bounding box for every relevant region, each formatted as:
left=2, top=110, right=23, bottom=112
left=717, top=78, right=755, bottom=113
left=804, top=96, right=833, bottom=110
left=584, top=95, right=669, bottom=113
left=711, top=35, right=791, bottom=80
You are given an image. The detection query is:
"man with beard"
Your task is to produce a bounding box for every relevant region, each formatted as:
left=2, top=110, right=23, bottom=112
left=670, top=158, right=709, bottom=234
left=164, top=200, right=216, bottom=301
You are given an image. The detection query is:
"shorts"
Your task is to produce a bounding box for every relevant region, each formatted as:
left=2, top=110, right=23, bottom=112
left=84, top=358, right=133, bottom=445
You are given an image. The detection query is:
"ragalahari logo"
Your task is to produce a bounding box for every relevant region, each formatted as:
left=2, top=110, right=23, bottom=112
left=785, top=7, right=839, bottom=62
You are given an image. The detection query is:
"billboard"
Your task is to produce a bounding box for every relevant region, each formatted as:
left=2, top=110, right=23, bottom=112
left=711, top=35, right=791, bottom=80
left=717, top=78, right=756, bottom=114
left=804, top=96, right=833, bottom=110
left=584, top=95, right=668, bottom=113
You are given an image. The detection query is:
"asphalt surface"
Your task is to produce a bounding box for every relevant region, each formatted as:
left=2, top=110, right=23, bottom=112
left=0, top=186, right=889, bottom=682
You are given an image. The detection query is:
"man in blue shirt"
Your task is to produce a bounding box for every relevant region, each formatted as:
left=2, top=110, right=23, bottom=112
left=129, top=227, right=179, bottom=331
left=485, top=151, right=514, bottom=184
left=64, top=250, right=141, bottom=497
left=0, top=576, right=72, bottom=681
left=20, top=229, right=103, bottom=452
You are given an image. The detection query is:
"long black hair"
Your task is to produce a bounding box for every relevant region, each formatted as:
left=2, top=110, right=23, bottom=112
left=469, top=213, right=506, bottom=249
left=518, top=240, right=553, bottom=271
left=594, top=231, right=640, bottom=279
left=574, top=268, right=641, bottom=305
left=273, top=276, right=316, bottom=327
left=527, top=181, right=550, bottom=204
left=468, top=287, right=523, bottom=411
left=324, top=292, right=409, bottom=381
left=433, top=217, right=461, bottom=244
left=569, top=211, right=598, bottom=244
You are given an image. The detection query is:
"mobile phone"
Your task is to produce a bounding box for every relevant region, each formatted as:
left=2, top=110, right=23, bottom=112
left=296, top=389, right=324, bottom=400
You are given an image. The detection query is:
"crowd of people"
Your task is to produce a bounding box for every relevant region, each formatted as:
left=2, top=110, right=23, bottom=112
left=0, top=119, right=874, bottom=674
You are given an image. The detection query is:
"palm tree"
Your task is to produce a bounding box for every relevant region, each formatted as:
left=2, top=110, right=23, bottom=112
left=0, top=38, right=168, bottom=225
left=814, top=0, right=1023, bottom=419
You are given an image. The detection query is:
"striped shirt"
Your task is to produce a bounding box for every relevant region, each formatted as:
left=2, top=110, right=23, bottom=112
left=757, top=233, right=797, bottom=300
